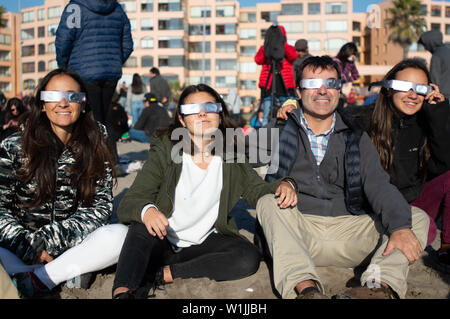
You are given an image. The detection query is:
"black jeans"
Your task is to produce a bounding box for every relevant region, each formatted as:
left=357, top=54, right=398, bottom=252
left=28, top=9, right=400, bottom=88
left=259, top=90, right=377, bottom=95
left=84, top=80, right=119, bottom=165
left=112, top=222, right=261, bottom=294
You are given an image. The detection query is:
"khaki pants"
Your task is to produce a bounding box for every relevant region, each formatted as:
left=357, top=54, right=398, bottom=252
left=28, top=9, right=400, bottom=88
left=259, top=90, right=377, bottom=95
left=256, top=194, right=429, bottom=299
left=0, top=261, right=19, bottom=299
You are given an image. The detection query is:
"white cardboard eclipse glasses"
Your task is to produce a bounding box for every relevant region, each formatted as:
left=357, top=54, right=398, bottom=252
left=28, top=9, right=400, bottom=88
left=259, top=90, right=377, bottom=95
left=180, top=102, right=223, bottom=115
left=300, top=78, right=342, bottom=90
left=40, top=91, right=86, bottom=103
left=369, top=80, right=433, bottom=96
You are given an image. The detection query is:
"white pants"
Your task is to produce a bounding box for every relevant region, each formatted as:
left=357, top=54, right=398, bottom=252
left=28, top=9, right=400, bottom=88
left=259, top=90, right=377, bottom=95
left=0, top=224, right=128, bottom=289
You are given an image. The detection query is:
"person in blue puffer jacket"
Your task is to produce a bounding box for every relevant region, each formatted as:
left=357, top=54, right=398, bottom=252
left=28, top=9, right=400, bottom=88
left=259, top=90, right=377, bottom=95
left=56, top=0, right=133, bottom=173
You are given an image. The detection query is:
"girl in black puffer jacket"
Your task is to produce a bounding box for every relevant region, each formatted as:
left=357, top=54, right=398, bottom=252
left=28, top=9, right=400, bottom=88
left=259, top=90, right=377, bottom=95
left=350, top=59, right=450, bottom=271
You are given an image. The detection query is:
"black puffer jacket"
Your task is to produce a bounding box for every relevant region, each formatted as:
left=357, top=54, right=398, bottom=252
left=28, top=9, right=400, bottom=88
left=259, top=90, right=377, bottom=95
left=348, top=100, right=450, bottom=202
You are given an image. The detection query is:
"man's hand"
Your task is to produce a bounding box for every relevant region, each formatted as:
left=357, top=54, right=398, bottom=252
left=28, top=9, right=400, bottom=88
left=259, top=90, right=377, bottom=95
left=143, top=207, right=169, bottom=240
left=276, top=101, right=297, bottom=120
left=36, top=250, right=54, bottom=264
left=275, top=181, right=298, bottom=208
left=383, top=228, right=423, bottom=265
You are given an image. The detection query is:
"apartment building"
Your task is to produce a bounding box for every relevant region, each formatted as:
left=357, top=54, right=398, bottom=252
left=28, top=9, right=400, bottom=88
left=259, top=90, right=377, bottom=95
left=0, top=12, right=20, bottom=99
left=369, top=0, right=450, bottom=81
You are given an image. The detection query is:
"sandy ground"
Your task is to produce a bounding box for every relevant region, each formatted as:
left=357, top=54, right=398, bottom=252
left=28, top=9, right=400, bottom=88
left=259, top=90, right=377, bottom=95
left=57, top=140, right=449, bottom=300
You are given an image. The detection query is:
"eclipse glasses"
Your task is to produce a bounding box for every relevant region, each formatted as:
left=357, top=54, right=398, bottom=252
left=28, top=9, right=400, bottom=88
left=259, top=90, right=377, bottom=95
left=369, top=80, right=433, bottom=96
left=299, top=78, right=342, bottom=90
left=40, top=91, right=86, bottom=103
left=180, top=102, right=223, bottom=115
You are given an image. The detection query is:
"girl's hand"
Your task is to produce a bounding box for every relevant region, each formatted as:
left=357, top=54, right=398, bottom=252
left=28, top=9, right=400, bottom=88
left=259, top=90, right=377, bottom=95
left=143, top=207, right=169, bottom=240
left=275, top=181, right=298, bottom=208
left=425, top=83, right=445, bottom=104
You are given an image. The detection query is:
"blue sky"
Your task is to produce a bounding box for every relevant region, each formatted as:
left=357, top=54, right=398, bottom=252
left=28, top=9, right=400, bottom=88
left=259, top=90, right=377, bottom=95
left=1, top=0, right=450, bottom=13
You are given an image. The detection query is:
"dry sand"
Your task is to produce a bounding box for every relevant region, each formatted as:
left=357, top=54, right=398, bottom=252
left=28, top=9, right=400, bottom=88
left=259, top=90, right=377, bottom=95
left=57, top=140, right=449, bottom=300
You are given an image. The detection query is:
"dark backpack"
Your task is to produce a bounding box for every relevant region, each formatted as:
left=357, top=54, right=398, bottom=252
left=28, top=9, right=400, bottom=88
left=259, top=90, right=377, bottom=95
left=263, top=25, right=285, bottom=63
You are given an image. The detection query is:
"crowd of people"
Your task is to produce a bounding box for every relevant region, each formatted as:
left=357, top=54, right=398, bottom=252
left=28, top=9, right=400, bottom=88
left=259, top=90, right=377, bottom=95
left=0, top=3, right=448, bottom=300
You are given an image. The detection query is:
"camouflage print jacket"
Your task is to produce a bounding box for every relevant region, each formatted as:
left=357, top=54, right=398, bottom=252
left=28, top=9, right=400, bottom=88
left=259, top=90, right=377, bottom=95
left=0, top=130, right=113, bottom=264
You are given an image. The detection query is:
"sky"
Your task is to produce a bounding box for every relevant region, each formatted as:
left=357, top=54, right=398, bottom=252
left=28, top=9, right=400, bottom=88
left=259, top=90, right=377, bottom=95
left=1, top=0, right=450, bottom=13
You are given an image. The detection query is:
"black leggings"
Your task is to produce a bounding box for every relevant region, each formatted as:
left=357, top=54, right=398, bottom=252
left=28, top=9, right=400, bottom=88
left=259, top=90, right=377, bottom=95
left=113, top=222, right=261, bottom=293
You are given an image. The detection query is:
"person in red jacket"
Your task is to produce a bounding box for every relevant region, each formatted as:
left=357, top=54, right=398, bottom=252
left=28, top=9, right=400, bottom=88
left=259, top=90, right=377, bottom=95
left=255, top=25, right=297, bottom=126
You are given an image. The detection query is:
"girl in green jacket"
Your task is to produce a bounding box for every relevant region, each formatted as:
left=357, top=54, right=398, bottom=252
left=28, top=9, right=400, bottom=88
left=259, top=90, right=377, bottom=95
left=112, top=84, right=297, bottom=298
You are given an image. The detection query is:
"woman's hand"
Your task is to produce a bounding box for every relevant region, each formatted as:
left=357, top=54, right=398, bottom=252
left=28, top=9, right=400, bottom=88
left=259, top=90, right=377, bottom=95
left=143, top=207, right=169, bottom=240
left=36, top=250, right=54, bottom=264
left=276, top=101, right=297, bottom=120
left=425, top=83, right=445, bottom=104
left=275, top=181, right=298, bottom=208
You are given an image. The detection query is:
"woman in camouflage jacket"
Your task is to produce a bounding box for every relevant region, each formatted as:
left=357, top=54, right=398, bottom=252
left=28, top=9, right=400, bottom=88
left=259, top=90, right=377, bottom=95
left=0, top=68, right=128, bottom=297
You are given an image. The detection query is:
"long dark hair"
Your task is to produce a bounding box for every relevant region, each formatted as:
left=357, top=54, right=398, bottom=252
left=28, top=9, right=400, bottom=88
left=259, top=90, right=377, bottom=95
left=369, top=58, right=431, bottom=180
left=336, top=42, right=358, bottom=66
left=160, top=84, right=238, bottom=153
left=16, top=68, right=114, bottom=207
left=131, top=73, right=144, bottom=94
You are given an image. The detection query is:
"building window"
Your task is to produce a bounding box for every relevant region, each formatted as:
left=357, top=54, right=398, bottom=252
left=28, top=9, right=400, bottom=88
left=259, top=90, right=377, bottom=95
left=141, top=56, right=154, bottom=67
left=48, top=24, right=58, bottom=37
left=325, top=38, right=347, bottom=51
left=22, top=62, right=35, bottom=73
left=242, top=96, right=256, bottom=106
left=189, top=24, right=211, bottom=35
left=420, top=5, right=427, bottom=16
left=141, top=0, right=153, bottom=12
left=308, top=3, right=321, bottom=15
left=431, top=5, right=441, bottom=17
left=216, top=6, right=234, bottom=17
left=48, top=42, right=56, bottom=54
left=141, top=37, right=154, bottom=49
left=240, top=46, right=256, bottom=56
left=159, top=37, right=183, bottom=49
left=141, top=18, right=154, bottom=31
left=124, top=56, right=137, bottom=68
left=215, top=76, right=237, bottom=88
left=325, top=2, right=347, bottom=14
left=353, top=21, right=361, bottom=32
left=188, top=59, right=210, bottom=70
left=159, top=19, right=183, bottom=30
left=37, top=26, right=45, bottom=38
left=158, top=0, right=181, bottom=12
left=307, top=21, right=321, bottom=33
left=188, top=41, right=210, bottom=52
left=158, top=56, right=184, bottom=67
left=38, top=61, right=46, bottom=72
left=0, top=34, right=11, bottom=45
left=261, top=11, right=280, bottom=23
left=239, top=28, right=256, bottom=39
left=21, top=28, right=35, bottom=40
left=186, top=76, right=211, bottom=86
left=190, top=6, right=211, bottom=18
left=0, top=82, right=11, bottom=92
left=23, top=11, right=35, bottom=23
left=216, top=42, right=236, bottom=53
left=239, top=62, right=257, bottom=73
left=325, top=20, right=347, bottom=33
left=308, top=39, right=321, bottom=51
left=0, top=50, right=11, bottom=61
left=240, top=79, right=256, bottom=90
left=49, top=60, right=58, bottom=71
left=120, top=1, right=136, bottom=13
left=0, top=66, right=10, bottom=76
left=353, top=36, right=361, bottom=47
left=130, top=19, right=137, bottom=31
left=240, top=12, right=256, bottom=22
left=281, top=4, right=302, bottom=15
left=48, top=6, right=61, bottom=19
left=38, top=9, right=45, bottom=20
left=23, top=79, right=35, bottom=90
left=409, top=42, right=425, bottom=52
left=216, top=24, right=236, bottom=35
left=38, top=44, right=45, bottom=55
left=446, top=6, right=450, bottom=18
left=281, top=22, right=304, bottom=33
left=431, top=23, right=441, bottom=31
left=216, top=59, right=237, bottom=71
left=446, top=24, right=450, bottom=35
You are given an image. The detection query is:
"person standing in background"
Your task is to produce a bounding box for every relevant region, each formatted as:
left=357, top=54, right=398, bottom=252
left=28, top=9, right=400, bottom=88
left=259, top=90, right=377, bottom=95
left=149, top=67, right=172, bottom=107
left=293, top=39, right=312, bottom=82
